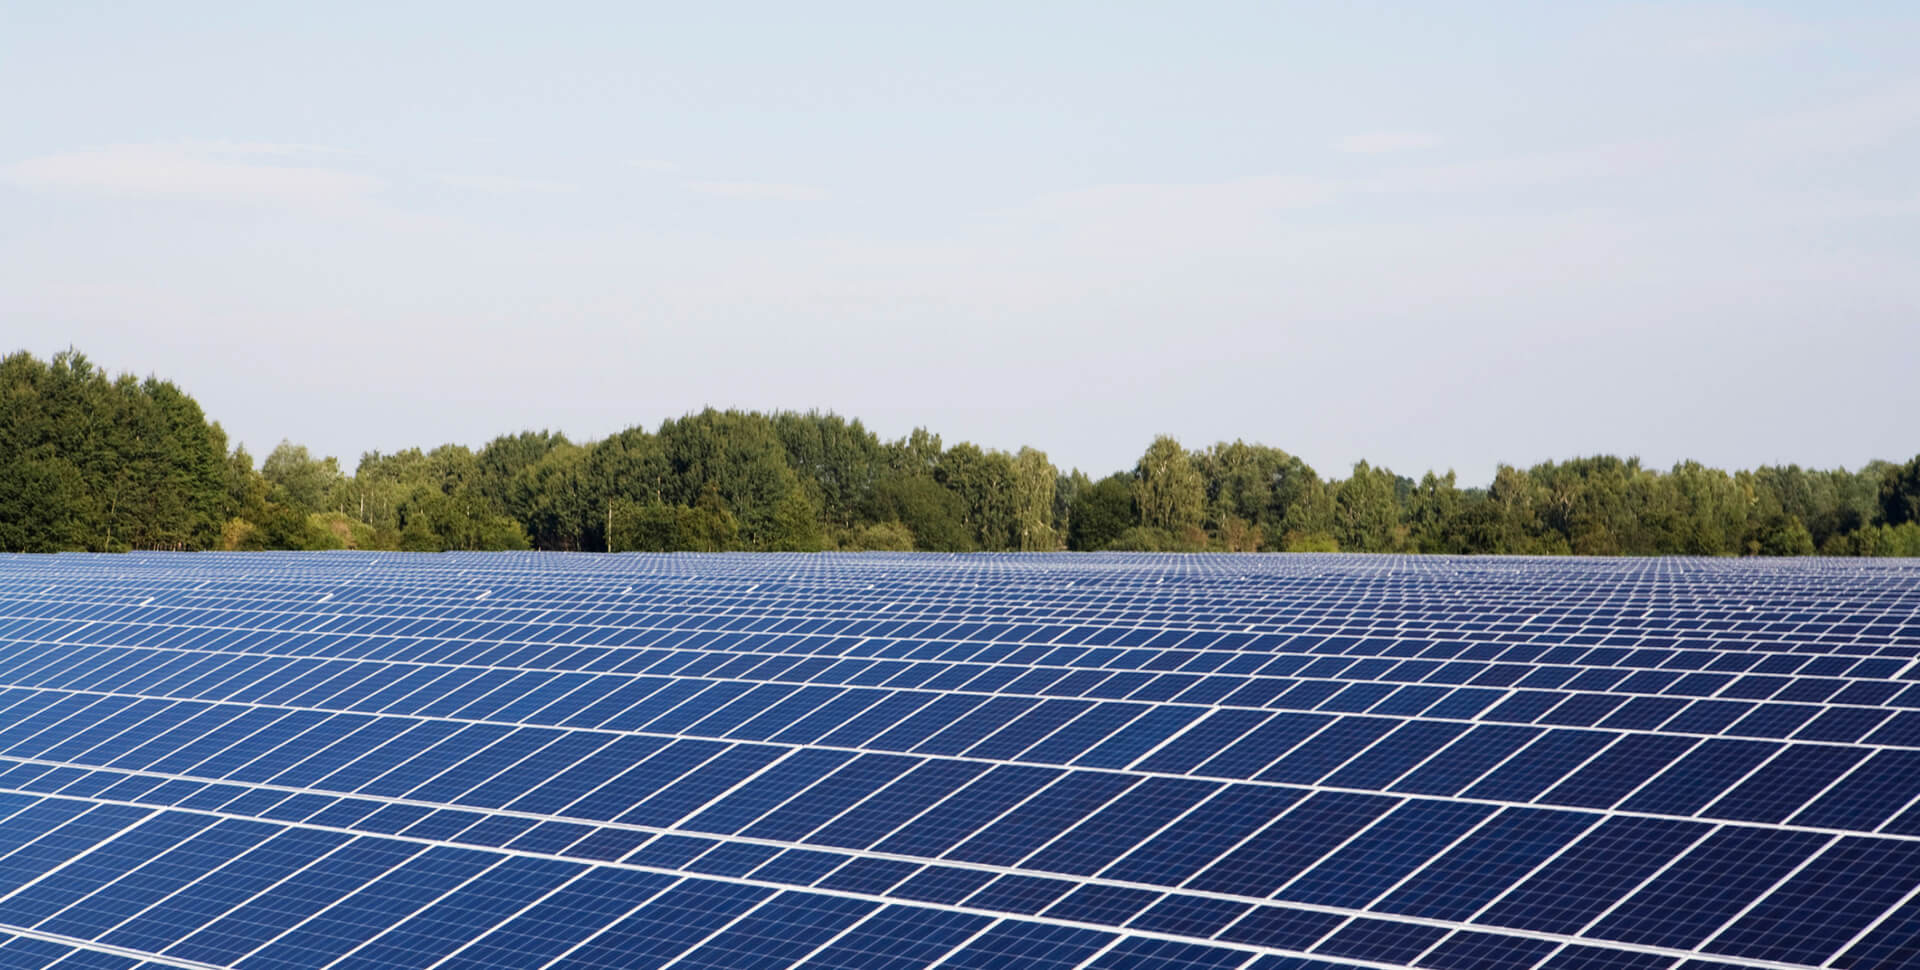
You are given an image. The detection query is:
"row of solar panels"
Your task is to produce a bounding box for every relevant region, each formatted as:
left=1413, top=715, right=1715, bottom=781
left=12, top=597, right=1920, bottom=690
left=6, top=628, right=1920, bottom=764
left=0, top=759, right=1906, bottom=969
left=2, top=554, right=1918, bottom=970
left=9, top=553, right=1920, bottom=622
left=0, top=657, right=1914, bottom=964
left=12, top=584, right=1920, bottom=656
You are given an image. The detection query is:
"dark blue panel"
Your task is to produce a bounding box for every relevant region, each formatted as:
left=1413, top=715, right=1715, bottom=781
left=1477, top=815, right=1712, bottom=935
left=434, top=867, right=678, bottom=970
left=890, top=866, right=998, bottom=905
left=863, top=694, right=990, bottom=750
left=228, top=713, right=377, bottom=783
left=1417, top=931, right=1558, bottom=970
left=1660, top=699, right=1753, bottom=735
left=1833, top=892, right=1920, bottom=970
left=1102, top=784, right=1305, bottom=885
left=565, top=739, right=729, bottom=822
left=625, top=835, right=716, bottom=869
left=2, top=811, right=217, bottom=925
left=818, top=858, right=919, bottom=894
left=505, top=735, right=672, bottom=816
left=1044, top=883, right=1161, bottom=926
left=793, top=904, right=991, bottom=970
left=964, top=873, right=1078, bottom=914
left=808, top=760, right=991, bottom=851
left=1279, top=799, right=1495, bottom=909
left=1129, top=895, right=1253, bottom=938
left=1391, top=724, right=1541, bottom=796
left=0, top=803, right=154, bottom=898
left=1193, top=712, right=1336, bottom=780
left=763, top=690, right=893, bottom=745
left=359, top=722, right=520, bottom=798
left=565, top=828, right=653, bottom=863
left=1460, top=729, right=1615, bottom=801
left=1595, top=696, right=1689, bottom=731
left=100, top=826, right=354, bottom=953
left=1725, top=702, right=1819, bottom=739
left=1537, top=945, right=1678, bottom=970
left=1134, top=709, right=1273, bottom=774
left=165, top=836, right=423, bottom=965
left=1021, top=772, right=1213, bottom=875
left=119, top=706, right=271, bottom=774
left=750, top=849, right=849, bottom=887
left=914, top=696, right=1039, bottom=755
left=724, top=684, right=844, bottom=741
left=37, top=817, right=283, bottom=941
left=507, top=821, right=594, bottom=855
left=1539, top=693, right=1628, bottom=727
left=1374, top=808, right=1598, bottom=922
left=1588, top=826, right=1832, bottom=949
left=1539, top=732, right=1698, bottom=810
left=1794, top=706, right=1894, bottom=744
left=1322, top=720, right=1470, bottom=790
left=873, top=764, right=1062, bottom=856
left=966, top=698, right=1093, bottom=760
left=1187, top=791, right=1398, bottom=897
left=1705, top=836, right=1920, bottom=965
left=453, top=814, right=539, bottom=849
left=1086, top=937, right=1251, bottom=970
left=1617, top=738, right=1780, bottom=816
left=1073, top=705, right=1205, bottom=769
left=1703, top=744, right=1871, bottom=824
left=945, top=770, right=1139, bottom=866
left=683, top=747, right=856, bottom=835
left=682, top=841, right=781, bottom=878
left=637, top=681, right=762, bottom=735
left=261, top=717, right=415, bottom=788
left=1255, top=716, right=1398, bottom=784
left=1018, top=703, right=1149, bottom=765
left=667, top=891, right=878, bottom=970
left=545, top=879, right=773, bottom=969
left=240, top=845, right=497, bottom=970
left=459, top=731, right=616, bottom=809
left=939, top=921, right=1113, bottom=970
left=33, top=697, right=178, bottom=762
left=814, top=693, right=942, bottom=748
left=1313, top=917, right=1447, bottom=963
left=308, top=720, right=466, bottom=793
left=739, top=753, right=921, bottom=843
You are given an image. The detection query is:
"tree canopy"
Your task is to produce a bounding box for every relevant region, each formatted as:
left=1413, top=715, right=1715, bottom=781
left=4, top=349, right=1918, bottom=556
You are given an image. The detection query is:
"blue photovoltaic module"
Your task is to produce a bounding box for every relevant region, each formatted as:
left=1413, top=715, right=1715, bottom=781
left=0, top=551, right=1916, bottom=970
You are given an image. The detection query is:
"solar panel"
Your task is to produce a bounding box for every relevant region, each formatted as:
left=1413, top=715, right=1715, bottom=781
left=0, top=551, right=1915, bottom=970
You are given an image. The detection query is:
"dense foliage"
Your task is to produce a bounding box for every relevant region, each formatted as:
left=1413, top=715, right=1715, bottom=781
left=6, top=350, right=1919, bottom=555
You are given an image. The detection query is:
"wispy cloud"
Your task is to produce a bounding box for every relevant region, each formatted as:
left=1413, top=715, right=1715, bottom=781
left=437, top=173, right=574, bottom=193
left=684, top=180, right=827, bottom=202
left=0, top=142, right=381, bottom=205
left=1333, top=132, right=1439, bottom=155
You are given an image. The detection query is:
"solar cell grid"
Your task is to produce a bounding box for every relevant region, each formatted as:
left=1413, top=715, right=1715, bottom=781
left=0, top=551, right=1916, bottom=970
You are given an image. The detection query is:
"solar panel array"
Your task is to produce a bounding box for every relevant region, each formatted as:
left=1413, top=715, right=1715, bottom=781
left=0, top=551, right=1917, bottom=970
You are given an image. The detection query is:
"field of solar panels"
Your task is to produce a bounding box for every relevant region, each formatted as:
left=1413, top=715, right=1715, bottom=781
left=1, top=553, right=1918, bottom=970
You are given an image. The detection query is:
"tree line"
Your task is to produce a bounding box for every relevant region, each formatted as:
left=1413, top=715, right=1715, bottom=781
left=6, top=349, right=1920, bottom=556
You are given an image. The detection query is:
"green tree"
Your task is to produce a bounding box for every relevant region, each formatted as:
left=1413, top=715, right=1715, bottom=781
left=1011, top=447, right=1060, bottom=550
left=1133, top=436, right=1204, bottom=534
left=263, top=441, right=346, bottom=513
left=1334, top=461, right=1403, bottom=552
left=765, top=490, right=825, bottom=551
left=1068, top=473, right=1135, bottom=551
left=1881, top=456, right=1920, bottom=527
left=1407, top=471, right=1466, bottom=553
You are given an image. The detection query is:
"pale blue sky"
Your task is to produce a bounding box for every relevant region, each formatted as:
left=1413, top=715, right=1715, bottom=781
left=4, top=2, right=1917, bottom=482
